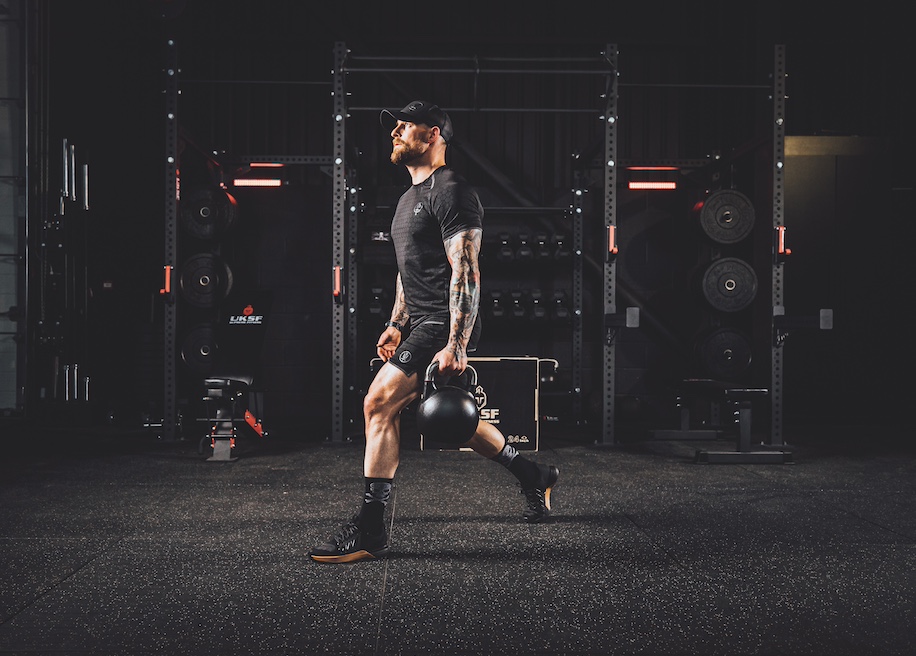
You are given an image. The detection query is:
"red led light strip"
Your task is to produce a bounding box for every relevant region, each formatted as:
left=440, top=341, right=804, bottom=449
left=628, top=181, right=677, bottom=190
left=233, top=179, right=283, bottom=187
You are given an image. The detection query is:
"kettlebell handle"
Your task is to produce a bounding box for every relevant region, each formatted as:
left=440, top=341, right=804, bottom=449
left=422, top=361, right=478, bottom=400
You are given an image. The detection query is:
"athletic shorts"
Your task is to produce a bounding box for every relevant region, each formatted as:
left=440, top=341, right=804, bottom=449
left=388, top=312, right=480, bottom=379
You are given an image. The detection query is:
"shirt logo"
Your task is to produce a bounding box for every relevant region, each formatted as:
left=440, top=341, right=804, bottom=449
left=413, top=202, right=423, bottom=215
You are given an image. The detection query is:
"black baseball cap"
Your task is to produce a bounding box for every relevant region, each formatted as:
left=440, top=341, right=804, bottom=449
left=380, top=100, right=454, bottom=143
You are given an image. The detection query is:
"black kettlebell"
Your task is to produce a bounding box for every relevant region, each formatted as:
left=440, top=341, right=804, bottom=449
left=416, top=361, right=479, bottom=445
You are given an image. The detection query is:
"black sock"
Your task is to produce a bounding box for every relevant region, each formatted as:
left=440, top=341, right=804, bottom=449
left=359, top=477, right=392, bottom=532
left=493, top=442, right=540, bottom=488
left=493, top=441, right=519, bottom=467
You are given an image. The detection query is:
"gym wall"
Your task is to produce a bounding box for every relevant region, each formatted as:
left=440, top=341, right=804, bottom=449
left=22, top=2, right=912, bottom=440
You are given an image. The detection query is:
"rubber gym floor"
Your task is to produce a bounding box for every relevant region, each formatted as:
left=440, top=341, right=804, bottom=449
left=0, top=423, right=913, bottom=655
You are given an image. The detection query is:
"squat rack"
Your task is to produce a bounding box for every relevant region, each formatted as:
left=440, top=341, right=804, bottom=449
left=329, top=42, right=618, bottom=443
left=329, top=43, right=805, bottom=448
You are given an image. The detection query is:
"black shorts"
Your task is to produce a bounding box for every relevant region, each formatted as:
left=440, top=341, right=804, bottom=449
left=388, top=313, right=480, bottom=378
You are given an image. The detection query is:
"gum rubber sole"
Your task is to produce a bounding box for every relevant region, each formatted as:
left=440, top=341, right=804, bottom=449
left=310, top=547, right=390, bottom=563
left=544, top=466, right=559, bottom=511
left=523, top=465, right=559, bottom=523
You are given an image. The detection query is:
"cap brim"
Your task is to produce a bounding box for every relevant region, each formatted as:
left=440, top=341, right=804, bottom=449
left=380, top=108, right=414, bottom=129
left=379, top=109, right=396, bottom=128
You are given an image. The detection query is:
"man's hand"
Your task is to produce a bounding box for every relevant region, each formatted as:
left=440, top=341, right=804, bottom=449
left=431, top=343, right=466, bottom=376
left=376, top=327, right=401, bottom=362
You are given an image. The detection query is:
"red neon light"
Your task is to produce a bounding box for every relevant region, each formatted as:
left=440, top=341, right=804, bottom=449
left=332, top=266, right=342, bottom=297
left=628, top=181, right=677, bottom=190
left=608, top=226, right=618, bottom=255
left=159, top=265, right=173, bottom=295
left=776, top=225, right=792, bottom=255
left=249, top=162, right=285, bottom=168
left=233, top=178, right=283, bottom=187
left=626, top=166, right=679, bottom=171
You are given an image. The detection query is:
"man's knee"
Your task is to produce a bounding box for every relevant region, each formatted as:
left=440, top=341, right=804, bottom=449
left=363, top=387, right=390, bottom=420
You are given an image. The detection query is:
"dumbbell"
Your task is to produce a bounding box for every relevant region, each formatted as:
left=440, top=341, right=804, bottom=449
left=488, top=290, right=506, bottom=319
left=553, top=290, right=570, bottom=321
left=553, top=234, right=571, bottom=261
left=535, top=233, right=551, bottom=259
left=529, top=289, right=548, bottom=321
left=516, top=233, right=534, bottom=261
left=510, top=290, right=528, bottom=319
left=497, top=233, right=515, bottom=262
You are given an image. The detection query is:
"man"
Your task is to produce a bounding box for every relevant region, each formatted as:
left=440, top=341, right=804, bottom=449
left=310, top=101, right=559, bottom=563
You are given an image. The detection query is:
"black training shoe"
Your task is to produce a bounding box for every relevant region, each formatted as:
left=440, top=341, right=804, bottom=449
left=309, top=515, right=390, bottom=563
left=521, top=464, right=559, bottom=523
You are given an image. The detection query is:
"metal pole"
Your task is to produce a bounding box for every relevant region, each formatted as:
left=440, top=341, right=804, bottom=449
left=600, top=44, right=619, bottom=445
left=770, top=45, right=786, bottom=446
left=345, top=168, right=359, bottom=439
left=572, top=174, right=584, bottom=425
left=163, top=38, right=179, bottom=440
left=343, top=67, right=610, bottom=76
left=770, top=45, right=787, bottom=446
left=20, top=0, right=37, bottom=413
left=330, top=42, right=348, bottom=442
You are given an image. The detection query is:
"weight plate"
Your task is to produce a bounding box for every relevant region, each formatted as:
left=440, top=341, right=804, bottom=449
left=701, top=257, right=757, bottom=312
left=179, top=253, right=234, bottom=308
left=698, top=189, right=755, bottom=244
left=697, top=327, right=752, bottom=380
left=180, top=188, right=238, bottom=240
left=180, top=324, right=218, bottom=374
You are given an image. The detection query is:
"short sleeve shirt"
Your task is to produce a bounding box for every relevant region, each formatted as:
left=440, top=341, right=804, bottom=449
left=390, top=167, right=484, bottom=321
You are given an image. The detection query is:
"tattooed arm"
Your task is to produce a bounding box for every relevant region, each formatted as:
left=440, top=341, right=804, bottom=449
left=377, top=274, right=410, bottom=362
left=390, top=274, right=410, bottom=328
left=432, top=228, right=482, bottom=374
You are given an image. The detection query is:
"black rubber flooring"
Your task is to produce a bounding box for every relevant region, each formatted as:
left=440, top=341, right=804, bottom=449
left=1, top=426, right=914, bottom=655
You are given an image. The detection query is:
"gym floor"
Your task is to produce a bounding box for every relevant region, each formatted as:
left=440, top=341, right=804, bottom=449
left=1, top=424, right=913, bottom=655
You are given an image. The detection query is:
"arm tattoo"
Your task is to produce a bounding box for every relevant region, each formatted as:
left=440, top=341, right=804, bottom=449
left=390, top=274, right=410, bottom=326
left=444, top=228, right=482, bottom=354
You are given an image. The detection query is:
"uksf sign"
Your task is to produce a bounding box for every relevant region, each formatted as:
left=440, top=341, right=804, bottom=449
left=228, top=304, right=265, bottom=325
left=215, top=293, right=273, bottom=374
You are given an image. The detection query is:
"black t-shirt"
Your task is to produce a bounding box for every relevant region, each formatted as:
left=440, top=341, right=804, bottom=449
left=390, top=166, right=484, bottom=323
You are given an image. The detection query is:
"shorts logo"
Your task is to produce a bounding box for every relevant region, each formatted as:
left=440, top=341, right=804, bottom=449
left=398, top=350, right=412, bottom=363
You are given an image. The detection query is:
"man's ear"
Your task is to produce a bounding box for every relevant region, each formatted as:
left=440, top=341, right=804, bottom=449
left=428, top=126, right=441, bottom=144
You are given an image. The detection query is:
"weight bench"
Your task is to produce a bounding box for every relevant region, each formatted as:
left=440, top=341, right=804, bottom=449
left=200, top=374, right=267, bottom=462
left=651, top=378, right=792, bottom=464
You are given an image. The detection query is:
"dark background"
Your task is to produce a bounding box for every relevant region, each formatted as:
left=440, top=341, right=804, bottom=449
left=26, top=0, right=913, bottom=444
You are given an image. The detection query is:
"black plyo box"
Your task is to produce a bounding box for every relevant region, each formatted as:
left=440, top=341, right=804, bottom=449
left=421, top=356, right=539, bottom=452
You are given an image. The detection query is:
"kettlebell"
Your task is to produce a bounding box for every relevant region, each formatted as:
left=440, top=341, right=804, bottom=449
left=416, top=361, right=480, bottom=445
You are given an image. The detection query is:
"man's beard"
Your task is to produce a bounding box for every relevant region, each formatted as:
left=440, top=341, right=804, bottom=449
left=390, top=140, right=425, bottom=166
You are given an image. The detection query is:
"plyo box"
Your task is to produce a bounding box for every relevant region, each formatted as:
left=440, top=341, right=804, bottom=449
left=421, top=356, right=539, bottom=452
